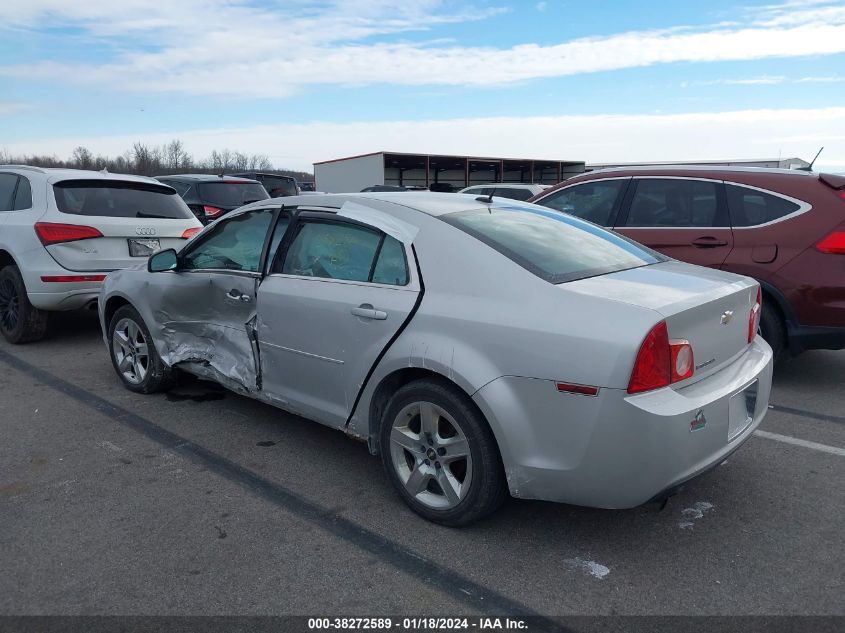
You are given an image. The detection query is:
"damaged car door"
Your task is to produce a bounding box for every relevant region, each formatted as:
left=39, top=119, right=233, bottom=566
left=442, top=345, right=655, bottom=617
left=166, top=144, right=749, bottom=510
left=257, top=212, right=419, bottom=428
left=164, top=208, right=275, bottom=389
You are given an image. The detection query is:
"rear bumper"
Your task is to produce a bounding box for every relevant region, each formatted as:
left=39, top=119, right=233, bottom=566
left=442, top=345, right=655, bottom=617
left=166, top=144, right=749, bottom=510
left=472, top=337, right=773, bottom=509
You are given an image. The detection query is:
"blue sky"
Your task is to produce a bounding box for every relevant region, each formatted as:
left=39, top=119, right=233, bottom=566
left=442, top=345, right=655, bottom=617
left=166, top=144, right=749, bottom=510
left=1, top=0, right=844, bottom=170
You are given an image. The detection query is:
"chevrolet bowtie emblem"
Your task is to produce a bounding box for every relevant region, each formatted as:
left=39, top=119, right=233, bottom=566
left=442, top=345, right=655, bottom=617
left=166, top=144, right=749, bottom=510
left=720, top=310, right=734, bottom=325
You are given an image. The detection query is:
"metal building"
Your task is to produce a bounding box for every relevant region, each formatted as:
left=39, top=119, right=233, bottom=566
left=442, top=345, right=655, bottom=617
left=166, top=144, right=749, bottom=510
left=313, top=151, right=586, bottom=193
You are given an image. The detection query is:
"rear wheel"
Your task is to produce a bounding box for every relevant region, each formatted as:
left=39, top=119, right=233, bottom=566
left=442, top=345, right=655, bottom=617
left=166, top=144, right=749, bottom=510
left=0, top=265, right=49, bottom=344
left=760, top=302, right=786, bottom=361
left=108, top=305, right=174, bottom=393
left=380, top=378, right=507, bottom=526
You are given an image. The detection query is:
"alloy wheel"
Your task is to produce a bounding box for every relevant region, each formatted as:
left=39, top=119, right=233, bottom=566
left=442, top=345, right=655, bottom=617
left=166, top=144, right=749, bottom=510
left=0, top=278, right=19, bottom=332
left=389, top=400, right=473, bottom=510
left=112, top=317, right=150, bottom=384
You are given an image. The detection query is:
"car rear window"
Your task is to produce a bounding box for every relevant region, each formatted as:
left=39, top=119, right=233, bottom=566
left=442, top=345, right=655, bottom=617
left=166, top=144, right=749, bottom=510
left=442, top=205, right=665, bottom=284
left=53, top=180, right=195, bottom=219
left=260, top=176, right=298, bottom=197
left=198, top=181, right=269, bottom=207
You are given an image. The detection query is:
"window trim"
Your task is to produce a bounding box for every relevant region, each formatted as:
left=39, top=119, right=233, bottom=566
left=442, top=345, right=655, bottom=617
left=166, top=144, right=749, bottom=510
left=533, top=176, right=631, bottom=227
left=616, top=176, right=730, bottom=230
left=723, top=181, right=812, bottom=229
left=177, top=207, right=280, bottom=276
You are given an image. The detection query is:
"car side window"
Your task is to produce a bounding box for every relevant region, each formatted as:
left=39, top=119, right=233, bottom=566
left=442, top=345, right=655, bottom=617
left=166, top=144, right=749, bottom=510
left=371, top=236, right=409, bottom=286
left=13, top=176, right=32, bottom=210
left=624, top=179, right=721, bottom=228
left=537, top=180, right=626, bottom=226
left=181, top=209, right=273, bottom=273
left=0, top=174, right=17, bottom=211
left=725, top=184, right=802, bottom=227
left=281, top=220, right=383, bottom=283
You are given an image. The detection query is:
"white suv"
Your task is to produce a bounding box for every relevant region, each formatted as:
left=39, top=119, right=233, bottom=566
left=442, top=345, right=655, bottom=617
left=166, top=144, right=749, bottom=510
left=0, top=166, right=202, bottom=343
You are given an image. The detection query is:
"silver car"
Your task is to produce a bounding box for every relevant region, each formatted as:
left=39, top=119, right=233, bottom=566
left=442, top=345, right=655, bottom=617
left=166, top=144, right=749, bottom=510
left=99, top=193, right=773, bottom=525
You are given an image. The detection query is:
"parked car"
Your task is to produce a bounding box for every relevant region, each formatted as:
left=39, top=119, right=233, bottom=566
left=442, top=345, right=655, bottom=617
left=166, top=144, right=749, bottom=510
left=298, top=181, right=316, bottom=192
left=227, top=172, right=299, bottom=198
left=0, top=165, right=201, bottom=344
left=100, top=193, right=772, bottom=525
left=459, top=183, right=550, bottom=201
left=360, top=185, right=422, bottom=192
left=529, top=167, right=845, bottom=359
left=154, top=174, right=269, bottom=224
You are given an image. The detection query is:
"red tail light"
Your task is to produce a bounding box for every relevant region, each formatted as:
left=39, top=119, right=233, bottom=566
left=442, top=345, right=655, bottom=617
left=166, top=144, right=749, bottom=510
left=628, top=321, right=671, bottom=394
left=816, top=230, right=845, bottom=254
left=181, top=227, right=202, bottom=239
left=203, top=205, right=224, bottom=219
left=628, top=321, right=696, bottom=394
left=748, top=286, right=762, bottom=344
left=35, top=222, right=103, bottom=246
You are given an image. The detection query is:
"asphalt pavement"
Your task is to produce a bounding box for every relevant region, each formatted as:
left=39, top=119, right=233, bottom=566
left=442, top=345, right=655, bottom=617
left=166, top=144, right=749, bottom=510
left=1, top=310, right=842, bottom=619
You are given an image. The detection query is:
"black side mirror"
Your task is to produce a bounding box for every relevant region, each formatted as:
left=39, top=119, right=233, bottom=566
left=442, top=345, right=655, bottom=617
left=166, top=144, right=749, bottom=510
left=148, top=248, right=178, bottom=273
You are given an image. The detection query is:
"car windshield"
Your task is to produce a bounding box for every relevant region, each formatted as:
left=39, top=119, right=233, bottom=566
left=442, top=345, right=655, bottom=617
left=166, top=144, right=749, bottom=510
left=198, top=181, right=269, bottom=207
left=442, top=204, right=665, bottom=283
left=53, top=180, right=195, bottom=219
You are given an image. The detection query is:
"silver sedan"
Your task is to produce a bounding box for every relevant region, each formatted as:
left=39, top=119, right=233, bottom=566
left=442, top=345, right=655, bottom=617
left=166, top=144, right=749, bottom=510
left=99, top=193, right=773, bottom=525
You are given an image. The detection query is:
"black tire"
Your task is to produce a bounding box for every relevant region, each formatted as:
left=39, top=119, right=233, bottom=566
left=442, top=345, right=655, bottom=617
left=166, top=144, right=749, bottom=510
left=760, top=302, right=786, bottom=362
left=0, top=265, right=49, bottom=344
left=379, top=378, right=507, bottom=526
left=108, top=304, right=174, bottom=394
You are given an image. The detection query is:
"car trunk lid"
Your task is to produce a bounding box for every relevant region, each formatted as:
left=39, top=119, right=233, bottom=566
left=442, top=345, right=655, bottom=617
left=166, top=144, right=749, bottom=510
left=563, top=261, right=758, bottom=380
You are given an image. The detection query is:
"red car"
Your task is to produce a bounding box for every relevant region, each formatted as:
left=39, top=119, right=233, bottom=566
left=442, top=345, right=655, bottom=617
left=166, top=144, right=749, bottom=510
left=529, top=166, right=845, bottom=359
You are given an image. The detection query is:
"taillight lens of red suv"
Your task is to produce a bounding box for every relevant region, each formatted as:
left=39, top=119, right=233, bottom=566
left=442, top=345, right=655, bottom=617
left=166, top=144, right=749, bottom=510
left=816, top=229, right=845, bottom=255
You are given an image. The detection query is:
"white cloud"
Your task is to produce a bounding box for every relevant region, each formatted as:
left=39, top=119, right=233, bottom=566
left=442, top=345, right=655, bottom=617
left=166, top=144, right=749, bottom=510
left=2, top=1, right=845, bottom=97
left=0, top=101, right=31, bottom=116
left=536, top=2, right=548, bottom=11
left=4, top=107, right=843, bottom=173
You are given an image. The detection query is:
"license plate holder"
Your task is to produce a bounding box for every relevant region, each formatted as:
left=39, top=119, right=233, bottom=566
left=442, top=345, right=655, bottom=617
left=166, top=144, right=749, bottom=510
left=128, top=238, right=160, bottom=257
left=728, top=380, right=758, bottom=441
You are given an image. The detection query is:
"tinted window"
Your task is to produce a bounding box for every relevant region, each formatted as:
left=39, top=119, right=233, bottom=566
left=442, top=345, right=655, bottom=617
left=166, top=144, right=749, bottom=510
left=0, top=174, right=17, bottom=211
left=13, top=176, right=32, bottom=210
left=198, top=182, right=269, bottom=208
left=726, top=184, right=802, bottom=226
left=159, top=179, right=192, bottom=197
left=182, top=210, right=273, bottom=272
left=371, top=236, right=409, bottom=286
left=624, top=179, right=721, bottom=227
left=443, top=205, right=664, bottom=284
left=282, top=221, right=381, bottom=282
left=260, top=176, right=297, bottom=197
left=495, top=188, right=533, bottom=201
left=537, top=180, right=626, bottom=226
left=53, top=180, right=195, bottom=219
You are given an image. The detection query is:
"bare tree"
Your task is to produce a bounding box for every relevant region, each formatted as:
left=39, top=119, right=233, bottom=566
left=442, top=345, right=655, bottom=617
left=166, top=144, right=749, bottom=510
left=71, top=146, right=94, bottom=170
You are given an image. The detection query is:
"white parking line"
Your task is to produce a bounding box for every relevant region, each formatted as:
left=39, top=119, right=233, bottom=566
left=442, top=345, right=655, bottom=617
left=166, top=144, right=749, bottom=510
left=754, top=430, right=845, bottom=457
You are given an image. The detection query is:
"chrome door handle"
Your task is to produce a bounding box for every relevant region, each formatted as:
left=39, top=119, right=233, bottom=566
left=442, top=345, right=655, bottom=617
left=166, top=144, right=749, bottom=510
left=351, top=304, right=387, bottom=320
left=226, top=289, right=252, bottom=302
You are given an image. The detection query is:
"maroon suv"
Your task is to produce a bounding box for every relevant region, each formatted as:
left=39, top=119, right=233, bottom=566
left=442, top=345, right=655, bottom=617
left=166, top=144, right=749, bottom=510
left=529, top=166, right=845, bottom=359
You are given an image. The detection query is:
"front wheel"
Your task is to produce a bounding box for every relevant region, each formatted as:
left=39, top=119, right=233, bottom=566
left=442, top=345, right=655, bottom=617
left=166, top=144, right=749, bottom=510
left=379, top=378, right=507, bottom=526
left=108, top=305, right=174, bottom=393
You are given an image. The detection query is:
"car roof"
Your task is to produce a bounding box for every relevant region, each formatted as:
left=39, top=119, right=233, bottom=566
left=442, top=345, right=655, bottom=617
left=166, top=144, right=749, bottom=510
left=1, top=165, right=166, bottom=185
left=583, top=165, right=817, bottom=178
left=249, top=191, right=537, bottom=218
left=155, top=174, right=261, bottom=183
left=228, top=172, right=294, bottom=179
